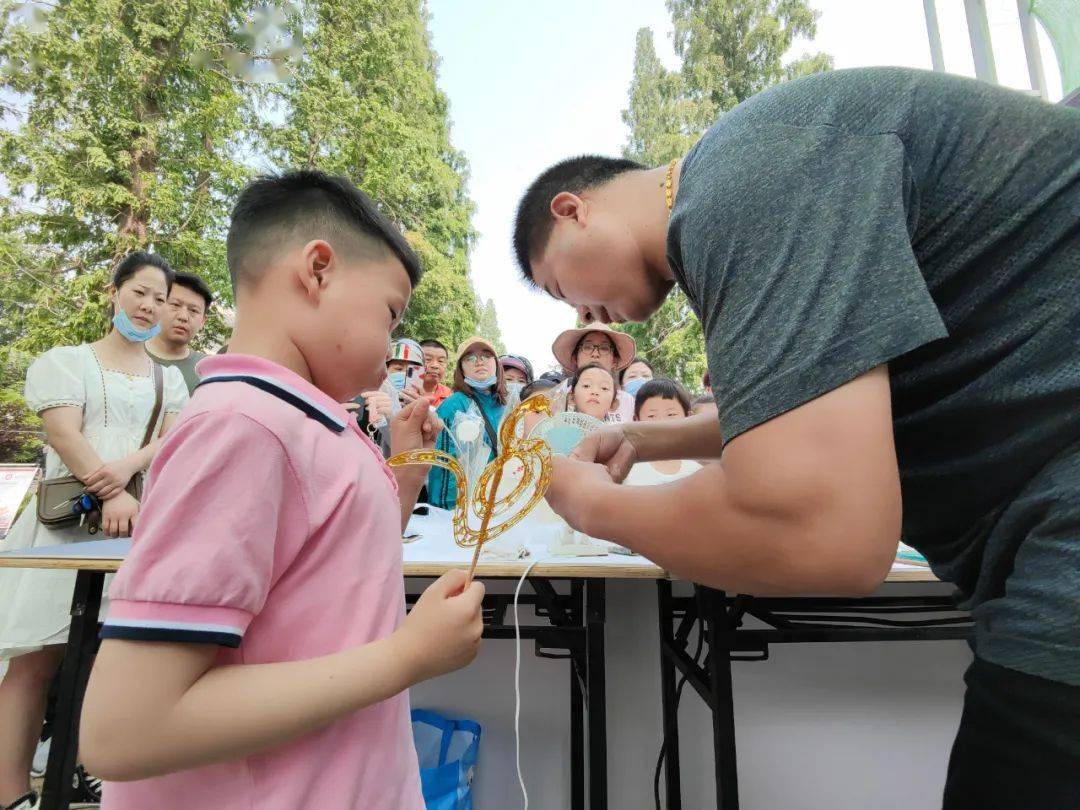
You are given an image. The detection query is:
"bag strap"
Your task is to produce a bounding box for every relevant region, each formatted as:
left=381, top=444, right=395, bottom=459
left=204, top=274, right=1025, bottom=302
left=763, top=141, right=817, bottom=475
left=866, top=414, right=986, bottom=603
left=463, top=386, right=499, bottom=453
left=141, top=362, right=164, bottom=449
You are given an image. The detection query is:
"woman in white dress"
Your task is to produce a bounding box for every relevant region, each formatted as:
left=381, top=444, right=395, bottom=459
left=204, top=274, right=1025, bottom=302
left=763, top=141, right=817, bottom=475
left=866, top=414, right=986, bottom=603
left=0, top=252, right=188, bottom=809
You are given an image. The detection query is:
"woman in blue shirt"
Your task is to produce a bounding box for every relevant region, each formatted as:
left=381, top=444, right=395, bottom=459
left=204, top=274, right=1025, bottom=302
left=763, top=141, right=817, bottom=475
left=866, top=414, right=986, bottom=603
left=428, top=336, right=508, bottom=509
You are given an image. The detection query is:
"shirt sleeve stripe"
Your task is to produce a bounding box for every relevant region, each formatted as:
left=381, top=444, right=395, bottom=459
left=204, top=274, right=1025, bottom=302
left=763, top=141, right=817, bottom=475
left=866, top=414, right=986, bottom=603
left=100, top=625, right=242, bottom=648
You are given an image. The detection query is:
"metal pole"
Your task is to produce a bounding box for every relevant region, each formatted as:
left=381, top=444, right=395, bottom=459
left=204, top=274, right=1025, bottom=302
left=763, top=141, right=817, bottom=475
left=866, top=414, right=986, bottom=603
left=922, top=0, right=946, bottom=72
left=585, top=579, right=607, bottom=809
left=964, top=0, right=999, bottom=83
left=657, top=580, right=683, bottom=809
left=1016, top=0, right=1048, bottom=97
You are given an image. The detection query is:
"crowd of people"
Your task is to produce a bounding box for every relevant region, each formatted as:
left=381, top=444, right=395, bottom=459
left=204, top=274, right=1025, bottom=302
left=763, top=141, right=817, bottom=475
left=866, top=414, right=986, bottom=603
left=0, top=237, right=713, bottom=810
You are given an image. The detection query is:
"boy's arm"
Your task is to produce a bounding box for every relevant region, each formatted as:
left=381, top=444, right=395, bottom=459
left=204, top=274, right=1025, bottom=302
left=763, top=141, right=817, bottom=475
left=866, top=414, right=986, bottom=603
left=389, top=396, right=442, bottom=534
left=547, top=367, right=900, bottom=596
left=81, top=636, right=410, bottom=780
left=82, top=570, right=485, bottom=781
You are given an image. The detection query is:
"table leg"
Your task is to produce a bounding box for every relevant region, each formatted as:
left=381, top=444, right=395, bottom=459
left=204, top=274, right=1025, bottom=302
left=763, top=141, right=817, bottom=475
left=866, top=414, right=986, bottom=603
left=571, top=642, right=585, bottom=810
left=585, top=579, right=607, bottom=809
left=701, top=587, right=739, bottom=810
left=657, top=580, right=683, bottom=809
left=40, top=570, right=104, bottom=810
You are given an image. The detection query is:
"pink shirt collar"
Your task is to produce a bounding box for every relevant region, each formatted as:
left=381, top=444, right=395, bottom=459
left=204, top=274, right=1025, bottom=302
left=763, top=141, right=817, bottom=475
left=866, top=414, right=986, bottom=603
left=196, top=354, right=351, bottom=434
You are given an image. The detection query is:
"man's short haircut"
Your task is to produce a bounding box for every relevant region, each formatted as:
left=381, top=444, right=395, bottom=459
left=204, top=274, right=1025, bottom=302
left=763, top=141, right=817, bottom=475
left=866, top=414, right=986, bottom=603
left=226, top=170, right=422, bottom=292
left=171, top=272, right=214, bottom=311
left=420, top=339, right=449, bottom=356
left=634, top=378, right=691, bottom=419
left=513, top=155, right=644, bottom=281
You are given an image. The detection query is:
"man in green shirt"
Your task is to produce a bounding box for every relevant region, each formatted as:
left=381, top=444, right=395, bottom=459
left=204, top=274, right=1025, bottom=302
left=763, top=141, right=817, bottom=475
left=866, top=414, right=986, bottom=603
left=146, top=272, right=212, bottom=394
left=513, top=68, right=1079, bottom=807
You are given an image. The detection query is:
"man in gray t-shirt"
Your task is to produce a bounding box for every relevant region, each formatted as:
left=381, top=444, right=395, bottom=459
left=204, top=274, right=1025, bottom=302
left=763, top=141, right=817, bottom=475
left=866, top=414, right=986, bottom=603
left=512, top=68, right=1079, bottom=807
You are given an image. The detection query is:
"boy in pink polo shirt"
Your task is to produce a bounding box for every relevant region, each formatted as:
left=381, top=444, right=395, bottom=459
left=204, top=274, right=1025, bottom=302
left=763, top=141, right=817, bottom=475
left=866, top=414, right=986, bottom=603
left=79, top=171, right=485, bottom=809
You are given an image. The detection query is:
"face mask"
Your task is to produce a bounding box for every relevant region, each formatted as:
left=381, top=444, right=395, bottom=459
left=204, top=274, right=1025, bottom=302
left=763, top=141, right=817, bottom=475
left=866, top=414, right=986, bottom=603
left=113, top=309, right=160, bottom=343
left=623, top=377, right=648, bottom=397
left=387, top=371, right=408, bottom=391
left=465, top=375, right=497, bottom=390
left=506, top=381, right=525, bottom=398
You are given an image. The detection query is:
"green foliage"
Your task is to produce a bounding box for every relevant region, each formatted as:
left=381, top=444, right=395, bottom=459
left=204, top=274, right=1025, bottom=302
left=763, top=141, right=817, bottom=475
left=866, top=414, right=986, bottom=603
left=0, top=0, right=485, bottom=459
left=263, top=0, right=481, bottom=347
left=475, top=297, right=505, bottom=355
left=619, top=0, right=831, bottom=391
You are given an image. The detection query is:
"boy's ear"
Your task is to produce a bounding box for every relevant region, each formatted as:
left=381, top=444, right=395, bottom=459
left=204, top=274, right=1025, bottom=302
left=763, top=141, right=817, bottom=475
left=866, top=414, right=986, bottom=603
left=296, top=239, right=335, bottom=301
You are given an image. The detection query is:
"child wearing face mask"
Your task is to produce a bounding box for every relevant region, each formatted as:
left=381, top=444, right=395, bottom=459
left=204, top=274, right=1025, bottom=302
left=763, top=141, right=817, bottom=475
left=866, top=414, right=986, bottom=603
left=623, top=379, right=702, bottom=486
left=499, top=354, right=534, bottom=401
left=568, top=363, right=619, bottom=421
left=427, top=337, right=508, bottom=509
left=619, top=358, right=655, bottom=400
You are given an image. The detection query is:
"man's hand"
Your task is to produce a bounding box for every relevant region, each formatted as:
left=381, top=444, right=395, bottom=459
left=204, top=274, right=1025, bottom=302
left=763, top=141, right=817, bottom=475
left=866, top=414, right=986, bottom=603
left=571, top=425, right=638, bottom=483
left=84, top=458, right=136, bottom=501
left=545, top=456, right=614, bottom=534
left=389, top=396, right=443, bottom=458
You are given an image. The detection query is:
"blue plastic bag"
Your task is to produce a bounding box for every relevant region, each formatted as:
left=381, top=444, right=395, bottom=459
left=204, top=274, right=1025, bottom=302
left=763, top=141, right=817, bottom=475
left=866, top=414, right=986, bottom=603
left=411, top=709, right=481, bottom=810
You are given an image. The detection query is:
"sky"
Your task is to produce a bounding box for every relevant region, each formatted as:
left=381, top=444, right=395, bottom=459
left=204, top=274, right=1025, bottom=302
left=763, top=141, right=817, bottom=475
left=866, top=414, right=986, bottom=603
left=425, top=0, right=1065, bottom=373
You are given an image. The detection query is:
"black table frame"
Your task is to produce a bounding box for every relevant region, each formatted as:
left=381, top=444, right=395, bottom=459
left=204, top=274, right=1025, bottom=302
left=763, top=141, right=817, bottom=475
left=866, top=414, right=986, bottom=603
left=656, top=580, right=973, bottom=810
left=39, top=570, right=609, bottom=810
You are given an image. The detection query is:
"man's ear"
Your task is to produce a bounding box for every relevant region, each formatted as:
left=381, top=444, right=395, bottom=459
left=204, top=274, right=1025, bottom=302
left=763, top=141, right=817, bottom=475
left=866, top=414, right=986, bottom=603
left=550, top=191, right=587, bottom=225
left=296, top=240, right=334, bottom=302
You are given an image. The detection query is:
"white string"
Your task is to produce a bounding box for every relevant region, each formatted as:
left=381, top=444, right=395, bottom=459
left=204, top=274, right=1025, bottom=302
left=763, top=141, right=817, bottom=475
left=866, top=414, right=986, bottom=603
left=513, top=555, right=549, bottom=809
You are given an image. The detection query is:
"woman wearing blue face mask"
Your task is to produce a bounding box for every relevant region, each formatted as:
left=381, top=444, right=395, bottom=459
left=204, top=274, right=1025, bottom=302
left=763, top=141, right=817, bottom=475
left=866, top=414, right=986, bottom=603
left=427, top=337, right=508, bottom=509
left=0, top=251, right=189, bottom=809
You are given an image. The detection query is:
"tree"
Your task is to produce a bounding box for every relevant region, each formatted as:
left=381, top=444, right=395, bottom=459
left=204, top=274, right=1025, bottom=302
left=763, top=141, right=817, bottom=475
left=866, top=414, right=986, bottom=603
left=618, top=0, right=832, bottom=390
left=0, top=0, right=271, bottom=459
left=263, top=0, right=480, bottom=349
left=474, top=297, right=505, bottom=355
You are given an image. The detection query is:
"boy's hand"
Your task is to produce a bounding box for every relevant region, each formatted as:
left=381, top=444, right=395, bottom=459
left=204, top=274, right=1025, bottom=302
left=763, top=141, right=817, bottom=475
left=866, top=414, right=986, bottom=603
left=389, top=396, right=443, bottom=458
left=396, top=570, right=485, bottom=683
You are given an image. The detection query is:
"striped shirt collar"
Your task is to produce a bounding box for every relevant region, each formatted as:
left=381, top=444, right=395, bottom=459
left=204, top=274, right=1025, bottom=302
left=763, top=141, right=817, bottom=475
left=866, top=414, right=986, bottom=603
left=196, top=354, right=350, bottom=434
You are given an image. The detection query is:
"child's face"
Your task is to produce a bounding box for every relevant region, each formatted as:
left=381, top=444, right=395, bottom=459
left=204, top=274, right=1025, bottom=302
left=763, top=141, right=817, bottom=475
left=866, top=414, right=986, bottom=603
left=691, top=401, right=719, bottom=419
left=638, top=396, right=687, bottom=422
left=503, top=367, right=528, bottom=385
left=572, top=367, right=615, bottom=419
left=622, top=361, right=652, bottom=383
left=293, top=243, right=411, bottom=402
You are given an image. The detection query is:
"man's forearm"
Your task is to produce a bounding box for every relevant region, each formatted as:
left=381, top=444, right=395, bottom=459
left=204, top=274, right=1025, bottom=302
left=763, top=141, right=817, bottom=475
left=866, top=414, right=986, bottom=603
left=82, top=635, right=415, bottom=781
left=583, top=467, right=892, bottom=596
left=625, top=412, right=724, bottom=462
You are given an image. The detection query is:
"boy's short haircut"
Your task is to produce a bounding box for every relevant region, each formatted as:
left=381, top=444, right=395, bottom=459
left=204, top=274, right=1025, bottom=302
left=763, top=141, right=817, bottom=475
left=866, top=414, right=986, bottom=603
left=226, top=170, right=422, bottom=293
left=634, top=378, right=691, bottom=418
left=691, top=394, right=715, bottom=407
left=513, top=155, right=644, bottom=282
left=420, top=339, right=449, bottom=356
left=172, top=272, right=214, bottom=311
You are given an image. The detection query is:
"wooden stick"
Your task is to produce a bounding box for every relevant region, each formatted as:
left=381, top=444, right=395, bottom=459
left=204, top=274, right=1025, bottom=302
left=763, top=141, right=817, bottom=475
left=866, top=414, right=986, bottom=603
left=465, top=461, right=507, bottom=587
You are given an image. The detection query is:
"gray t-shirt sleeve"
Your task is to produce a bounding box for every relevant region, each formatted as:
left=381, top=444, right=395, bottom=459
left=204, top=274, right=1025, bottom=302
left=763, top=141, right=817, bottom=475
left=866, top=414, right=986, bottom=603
left=678, top=124, right=948, bottom=443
